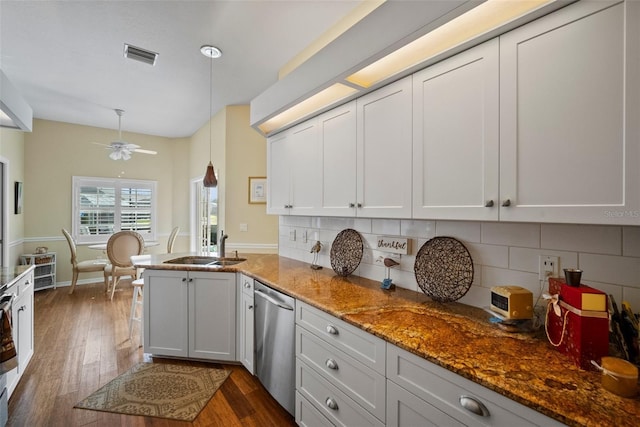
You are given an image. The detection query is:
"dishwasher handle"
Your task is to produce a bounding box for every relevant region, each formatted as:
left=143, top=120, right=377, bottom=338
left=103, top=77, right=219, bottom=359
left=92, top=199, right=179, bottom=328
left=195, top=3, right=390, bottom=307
left=255, top=288, right=294, bottom=311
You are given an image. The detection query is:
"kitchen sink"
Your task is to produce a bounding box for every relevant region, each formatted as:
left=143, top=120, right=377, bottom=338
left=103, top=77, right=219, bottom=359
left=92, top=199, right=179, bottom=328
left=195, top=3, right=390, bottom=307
left=163, top=256, right=220, bottom=265
left=163, top=256, right=246, bottom=266
left=211, top=257, right=247, bottom=266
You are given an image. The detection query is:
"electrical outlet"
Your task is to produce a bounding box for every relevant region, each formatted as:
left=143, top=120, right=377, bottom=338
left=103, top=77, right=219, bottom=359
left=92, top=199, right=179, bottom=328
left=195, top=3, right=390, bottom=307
left=239, top=223, right=248, bottom=232
left=539, top=255, right=559, bottom=280
left=289, top=230, right=296, bottom=241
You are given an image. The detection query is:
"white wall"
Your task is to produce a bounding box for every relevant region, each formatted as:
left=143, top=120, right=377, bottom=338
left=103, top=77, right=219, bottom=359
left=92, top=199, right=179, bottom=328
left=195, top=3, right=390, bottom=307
left=278, top=216, right=640, bottom=312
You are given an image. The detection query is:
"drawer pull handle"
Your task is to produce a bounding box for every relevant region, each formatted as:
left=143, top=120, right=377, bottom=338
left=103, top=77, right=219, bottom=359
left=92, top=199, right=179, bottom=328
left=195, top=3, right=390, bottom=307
left=325, top=397, right=339, bottom=411
left=244, top=282, right=251, bottom=288
left=501, top=199, right=511, bottom=207
left=326, top=325, right=339, bottom=335
left=325, top=359, right=338, bottom=370
left=459, top=395, right=490, bottom=417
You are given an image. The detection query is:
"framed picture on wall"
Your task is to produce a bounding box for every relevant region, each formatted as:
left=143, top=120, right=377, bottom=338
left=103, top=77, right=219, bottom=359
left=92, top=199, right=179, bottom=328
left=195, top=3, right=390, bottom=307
left=248, top=177, right=267, bottom=204
left=15, top=181, right=23, bottom=214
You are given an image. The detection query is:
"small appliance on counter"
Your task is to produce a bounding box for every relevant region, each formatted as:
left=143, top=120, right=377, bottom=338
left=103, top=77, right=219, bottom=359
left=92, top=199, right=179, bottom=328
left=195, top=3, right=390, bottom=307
left=490, top=286, right=534, bottom=320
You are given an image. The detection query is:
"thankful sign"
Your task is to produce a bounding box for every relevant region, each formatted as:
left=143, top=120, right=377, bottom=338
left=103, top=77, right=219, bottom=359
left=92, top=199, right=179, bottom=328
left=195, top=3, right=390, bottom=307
left=377, top=236, right=410, bottom=255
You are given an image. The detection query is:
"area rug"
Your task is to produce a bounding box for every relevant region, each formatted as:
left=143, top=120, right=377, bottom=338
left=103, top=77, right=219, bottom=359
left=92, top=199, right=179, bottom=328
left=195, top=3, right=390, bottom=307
left=74, top=362, right=230, bottom=421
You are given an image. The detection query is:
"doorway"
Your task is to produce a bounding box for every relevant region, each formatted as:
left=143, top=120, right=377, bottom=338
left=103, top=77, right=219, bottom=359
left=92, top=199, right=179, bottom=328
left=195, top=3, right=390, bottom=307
left=191, top=179, right=218, bottom=254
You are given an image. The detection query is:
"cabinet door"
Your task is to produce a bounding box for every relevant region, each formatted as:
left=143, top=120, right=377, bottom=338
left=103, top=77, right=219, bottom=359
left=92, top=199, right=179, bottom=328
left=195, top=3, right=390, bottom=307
left=16, top=279, right=34, bottom=373
left=189, top=271, right=236, bottom=361
left=267, top=131, right=292, bottom=215
left=240, top=290, right=255, bottom=373
left=413, top=39, right=499, bottom=221
left=289, top=120, right=320, bottom=215
left=357, top=76, right=413, bottom=218
left=387, top=380, right=463, bottom=427
left=500, top=0, right=640, bottom=224
left=144, top=270, right=189, bottom=357
left=318, top=101, right=357, bottom=216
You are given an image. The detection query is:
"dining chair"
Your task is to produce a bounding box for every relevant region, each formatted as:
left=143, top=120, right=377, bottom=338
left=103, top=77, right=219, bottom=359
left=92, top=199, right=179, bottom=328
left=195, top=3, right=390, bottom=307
left=167, top=226, right=180, bottom=253
left=103, top=230, right=145, bottom=300
left=62, top=228, right=108, bottom=295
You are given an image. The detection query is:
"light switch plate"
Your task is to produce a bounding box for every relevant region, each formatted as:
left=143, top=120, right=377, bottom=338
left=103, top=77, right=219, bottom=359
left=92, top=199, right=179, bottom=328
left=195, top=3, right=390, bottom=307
left=240, top=223, right=248, bottom=232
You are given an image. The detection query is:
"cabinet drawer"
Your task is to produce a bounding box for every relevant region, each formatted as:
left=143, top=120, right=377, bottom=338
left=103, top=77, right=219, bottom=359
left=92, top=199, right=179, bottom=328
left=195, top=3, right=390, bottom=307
left=296, top=301, right=385, bottom=375
left=240, top=274, right=254, bottom=295
left=296, top=392, right=334, bottom=427
left=296, top=326, right=385, bottom=421
left=387, top=344, right=561, bottom=427
left=296, top=360, right=384, bottom=427
left=387, top=380, right=463, bottom=427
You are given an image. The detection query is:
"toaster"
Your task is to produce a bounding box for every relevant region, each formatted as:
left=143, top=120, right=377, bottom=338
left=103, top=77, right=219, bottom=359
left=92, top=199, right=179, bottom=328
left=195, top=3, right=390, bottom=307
left=490, top=286, right=533, bottom=320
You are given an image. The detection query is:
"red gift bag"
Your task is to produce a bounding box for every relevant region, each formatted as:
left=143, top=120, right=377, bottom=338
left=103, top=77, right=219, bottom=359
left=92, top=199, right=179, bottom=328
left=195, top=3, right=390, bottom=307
left=546, top=278, right=609, bottom=370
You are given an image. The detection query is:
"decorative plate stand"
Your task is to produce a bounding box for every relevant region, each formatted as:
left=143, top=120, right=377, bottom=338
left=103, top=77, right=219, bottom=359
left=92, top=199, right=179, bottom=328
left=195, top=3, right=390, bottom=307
left=414, top=236, right=474, bottom=302
left=330, top=229, right=364, bottom=277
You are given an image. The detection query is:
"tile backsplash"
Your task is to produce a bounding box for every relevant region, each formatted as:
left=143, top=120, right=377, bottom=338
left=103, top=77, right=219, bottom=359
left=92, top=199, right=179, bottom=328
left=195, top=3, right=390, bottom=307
left=278, top=216, right=640, bottom=313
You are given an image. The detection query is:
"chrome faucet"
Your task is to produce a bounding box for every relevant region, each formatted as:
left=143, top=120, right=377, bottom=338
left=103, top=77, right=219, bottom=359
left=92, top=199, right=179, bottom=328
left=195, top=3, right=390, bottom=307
left=219, top=230, right=228, bottom=258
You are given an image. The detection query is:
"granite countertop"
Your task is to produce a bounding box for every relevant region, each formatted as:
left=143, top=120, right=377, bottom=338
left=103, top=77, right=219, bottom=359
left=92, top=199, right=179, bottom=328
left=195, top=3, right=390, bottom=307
left=133, top=252, right=640, bottom=426
left=0, top=264, right=35, bottom=293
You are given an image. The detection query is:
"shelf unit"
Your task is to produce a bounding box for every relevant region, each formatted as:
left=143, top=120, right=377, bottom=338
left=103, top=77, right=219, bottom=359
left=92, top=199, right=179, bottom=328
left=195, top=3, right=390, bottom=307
left=20, top=252, right=56, bottom=291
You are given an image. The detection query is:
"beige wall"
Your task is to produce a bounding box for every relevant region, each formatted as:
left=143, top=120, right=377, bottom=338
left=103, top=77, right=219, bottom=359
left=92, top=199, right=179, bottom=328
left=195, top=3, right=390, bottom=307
left=0, top=127, right=26, bottom=265
left=20, top=108, right=277, bottom=288
left=224, top=105, right=278, bottom=251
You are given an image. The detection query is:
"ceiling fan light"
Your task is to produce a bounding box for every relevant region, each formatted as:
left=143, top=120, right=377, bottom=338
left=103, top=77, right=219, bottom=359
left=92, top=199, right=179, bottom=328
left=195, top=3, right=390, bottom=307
left=203, top=161, right=217, bottom=187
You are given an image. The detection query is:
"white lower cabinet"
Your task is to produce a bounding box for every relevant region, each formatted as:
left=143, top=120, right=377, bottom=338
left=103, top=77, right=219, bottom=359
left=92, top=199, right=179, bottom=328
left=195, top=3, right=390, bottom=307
left=387, top=380, right=463, bottom=427
left=386, top=344, right=563, bottom=427
left=296, top=391, right=334, bottom=427
left=144, top=270, right=236, bottom=361
left=6, top=269, right=34, bottom=398
left=295, top=300, right=563, bottom=427
left=239, top=274, right=254, bottom=374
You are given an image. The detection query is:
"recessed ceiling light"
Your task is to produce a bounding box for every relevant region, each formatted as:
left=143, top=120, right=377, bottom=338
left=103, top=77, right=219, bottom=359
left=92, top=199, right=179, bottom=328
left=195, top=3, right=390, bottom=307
left=200, top=45, right=222, bottom=59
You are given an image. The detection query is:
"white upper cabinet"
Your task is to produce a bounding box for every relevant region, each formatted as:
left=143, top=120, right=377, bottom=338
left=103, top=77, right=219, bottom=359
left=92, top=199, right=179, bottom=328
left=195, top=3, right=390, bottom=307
left=499, top=0, right=640, bottom=225
left=267, top=120, right=320, bottom=215
left=317, top=101, right=357, bottom=216
left=357, top=76, right=413, bottom=218
left=412, top=39, right=499, bottom=221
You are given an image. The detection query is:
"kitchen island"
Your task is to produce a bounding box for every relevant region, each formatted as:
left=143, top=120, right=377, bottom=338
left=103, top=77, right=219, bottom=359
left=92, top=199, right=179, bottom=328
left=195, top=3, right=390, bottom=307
left=132, top=252, right=639, bottom=426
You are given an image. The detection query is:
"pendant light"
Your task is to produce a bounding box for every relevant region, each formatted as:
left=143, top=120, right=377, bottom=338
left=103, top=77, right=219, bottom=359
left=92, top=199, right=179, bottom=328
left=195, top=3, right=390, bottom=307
left=201, top=45, right=222, bottom=187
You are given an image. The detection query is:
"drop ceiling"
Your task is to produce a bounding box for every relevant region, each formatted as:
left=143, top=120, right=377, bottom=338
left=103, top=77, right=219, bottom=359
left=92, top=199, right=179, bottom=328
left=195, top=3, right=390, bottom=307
left=0, top=0, right=362, bottom=138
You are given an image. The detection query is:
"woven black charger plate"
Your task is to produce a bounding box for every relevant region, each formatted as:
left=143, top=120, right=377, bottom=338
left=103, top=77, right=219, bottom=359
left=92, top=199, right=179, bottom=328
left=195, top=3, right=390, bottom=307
left=414, top=236, right=474, bottom=302
left=330, top=229, right=363, bottom=277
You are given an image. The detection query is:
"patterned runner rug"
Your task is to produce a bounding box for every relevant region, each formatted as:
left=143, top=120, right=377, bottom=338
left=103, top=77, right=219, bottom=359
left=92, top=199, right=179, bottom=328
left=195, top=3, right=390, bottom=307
left=74, top=362, right=230, bottom=421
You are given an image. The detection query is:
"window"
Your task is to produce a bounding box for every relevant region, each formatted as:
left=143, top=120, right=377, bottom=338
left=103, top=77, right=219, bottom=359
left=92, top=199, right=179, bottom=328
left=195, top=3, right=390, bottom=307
left=72, top=176, right=157, bottom=244
left=194, top=180, right=218, bottom=253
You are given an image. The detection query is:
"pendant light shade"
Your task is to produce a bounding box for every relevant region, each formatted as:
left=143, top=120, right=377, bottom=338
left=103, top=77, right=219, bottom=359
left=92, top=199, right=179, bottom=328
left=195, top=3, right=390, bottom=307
left=203, top=161, right=217, bottom=187
left=201, top=44, right=222, bottom=188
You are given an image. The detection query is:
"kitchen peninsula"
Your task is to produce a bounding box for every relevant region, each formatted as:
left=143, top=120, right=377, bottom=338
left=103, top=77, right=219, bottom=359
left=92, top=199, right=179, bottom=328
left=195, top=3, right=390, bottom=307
left=132, top=253, right=639, bottom=426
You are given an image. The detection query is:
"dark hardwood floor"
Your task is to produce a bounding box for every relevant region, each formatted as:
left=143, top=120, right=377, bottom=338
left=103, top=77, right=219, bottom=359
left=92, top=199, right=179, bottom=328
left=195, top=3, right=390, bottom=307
left=7, top=281, right=297, bottom=426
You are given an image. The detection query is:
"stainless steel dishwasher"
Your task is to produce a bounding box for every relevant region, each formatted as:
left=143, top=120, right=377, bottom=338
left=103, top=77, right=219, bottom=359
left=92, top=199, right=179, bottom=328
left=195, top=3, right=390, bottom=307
left=254, top=281, right=296, bottom=415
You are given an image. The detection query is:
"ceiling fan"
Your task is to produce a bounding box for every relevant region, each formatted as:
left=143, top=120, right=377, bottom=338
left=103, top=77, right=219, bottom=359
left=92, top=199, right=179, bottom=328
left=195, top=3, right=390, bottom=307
left=93, top=109, right=157, bottom=160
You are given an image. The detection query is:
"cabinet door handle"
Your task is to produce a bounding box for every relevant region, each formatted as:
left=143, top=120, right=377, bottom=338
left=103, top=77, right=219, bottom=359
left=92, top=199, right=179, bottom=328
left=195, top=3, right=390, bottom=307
left=325, top=397, right=339, bottom=411
left=244, top=282, right=251, bottom=288
left=181, top=278, right=187, bottom=282
left=325, top=358, right=339, bottom=370
left=501, top=199, right=511, bottom=207
left=485, top=200, right=494, bottom=207
left=459, top=395, right=490, bottom=417
left=357, top=203, right=362, bottom=208
left=188, top=278, right=193, bottom=282
left=248, top=305, right=253, bottom=310
left=18, top=306, right=25, bottom=313
left=326, top=325, right=339, bottom=335
left=349, top=203, right=355, bottom=208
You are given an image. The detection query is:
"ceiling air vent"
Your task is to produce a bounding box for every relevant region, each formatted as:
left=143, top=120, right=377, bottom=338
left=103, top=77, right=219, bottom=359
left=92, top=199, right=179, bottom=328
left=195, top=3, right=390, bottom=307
left=123, top=43, right=158, bottom=66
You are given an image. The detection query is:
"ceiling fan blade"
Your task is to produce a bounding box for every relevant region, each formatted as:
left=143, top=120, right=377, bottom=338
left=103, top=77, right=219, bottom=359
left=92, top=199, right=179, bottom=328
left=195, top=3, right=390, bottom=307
left=109, top=150, right=122, bottom=160
left=133, top=148, right=157, bottom=155
left=91, top=141, right=111, bottom=147
left=121, top=151, right=132, bottom=161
